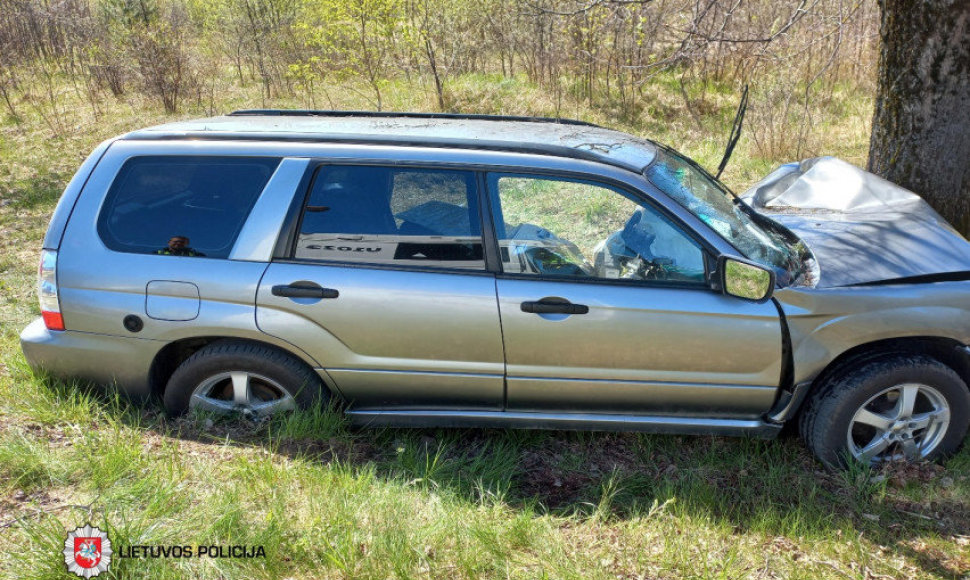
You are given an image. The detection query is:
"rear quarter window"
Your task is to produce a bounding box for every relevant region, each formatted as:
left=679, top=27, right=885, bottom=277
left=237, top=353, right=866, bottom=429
left=97, top=156, right=281, bottom=258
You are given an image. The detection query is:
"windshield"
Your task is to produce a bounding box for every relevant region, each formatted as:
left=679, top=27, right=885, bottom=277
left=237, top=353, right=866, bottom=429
left=645, top=149, right=807, bottom=285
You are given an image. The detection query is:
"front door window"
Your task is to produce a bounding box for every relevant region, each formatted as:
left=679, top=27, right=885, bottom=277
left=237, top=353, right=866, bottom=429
left=488, top=174, right=707, bottom=284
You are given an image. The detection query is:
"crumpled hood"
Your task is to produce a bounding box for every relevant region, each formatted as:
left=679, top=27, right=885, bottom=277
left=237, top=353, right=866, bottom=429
left=741, top=157, right=970, bottom=288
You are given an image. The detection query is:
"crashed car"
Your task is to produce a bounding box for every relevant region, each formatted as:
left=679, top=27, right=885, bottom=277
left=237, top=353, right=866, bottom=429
left=20, top=111, right=970, bottom=468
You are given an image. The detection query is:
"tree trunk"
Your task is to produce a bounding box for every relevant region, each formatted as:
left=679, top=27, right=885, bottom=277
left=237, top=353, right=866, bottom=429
left=868, top=0, right=970, bottom=234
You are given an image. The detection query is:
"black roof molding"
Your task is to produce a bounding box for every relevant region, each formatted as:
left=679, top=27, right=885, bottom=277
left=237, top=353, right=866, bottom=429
left=228, top=109, right=602, bottom=128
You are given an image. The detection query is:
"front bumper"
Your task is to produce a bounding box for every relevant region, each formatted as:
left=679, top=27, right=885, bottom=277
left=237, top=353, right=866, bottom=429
left=20, top=317, right=159, bottom=401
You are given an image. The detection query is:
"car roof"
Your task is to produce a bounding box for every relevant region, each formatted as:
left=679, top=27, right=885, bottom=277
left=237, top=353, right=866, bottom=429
left=123, top=110, right=659, bottom=173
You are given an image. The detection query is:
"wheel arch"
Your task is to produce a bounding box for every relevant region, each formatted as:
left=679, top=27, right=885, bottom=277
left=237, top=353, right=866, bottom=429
left=784, top=336, right=970, bottom=423
left=148, top=335, right=333, bottom=398
left=814, top=337, right=970, bottom=388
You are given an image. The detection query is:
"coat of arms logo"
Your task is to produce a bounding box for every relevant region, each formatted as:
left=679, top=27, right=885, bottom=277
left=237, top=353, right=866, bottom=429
left=63, top=524, right=112, bottom=578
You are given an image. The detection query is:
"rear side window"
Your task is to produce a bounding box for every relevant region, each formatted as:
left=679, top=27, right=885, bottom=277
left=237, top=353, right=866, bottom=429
left=294, top=165, right=484, bottom=270
left=97, top=156, right=281, bottom=259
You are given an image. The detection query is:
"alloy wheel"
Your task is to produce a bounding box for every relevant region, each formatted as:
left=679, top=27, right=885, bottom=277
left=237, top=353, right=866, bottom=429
left=847, top=383, right=951, bottom=463
left=189, top=371, right=296, bottom=417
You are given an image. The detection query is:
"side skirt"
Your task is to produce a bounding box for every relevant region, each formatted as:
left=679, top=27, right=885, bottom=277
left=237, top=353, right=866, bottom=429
left=346, top=409, right=782, bottom=439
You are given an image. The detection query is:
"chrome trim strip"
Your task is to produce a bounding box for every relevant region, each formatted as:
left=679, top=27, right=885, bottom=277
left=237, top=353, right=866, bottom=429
left=346, top=409, right=781, bottom=438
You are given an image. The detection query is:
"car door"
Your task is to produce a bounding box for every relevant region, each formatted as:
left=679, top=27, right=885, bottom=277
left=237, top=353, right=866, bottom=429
left=487, top=172, right=783, bottom=418
left=256, top=164, right=505, bottom=410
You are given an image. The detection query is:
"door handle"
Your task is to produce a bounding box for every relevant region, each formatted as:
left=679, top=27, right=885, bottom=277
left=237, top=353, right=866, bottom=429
left=521, top=298, right=588, bottom=315
left=272, top=284, right=339, bottom=299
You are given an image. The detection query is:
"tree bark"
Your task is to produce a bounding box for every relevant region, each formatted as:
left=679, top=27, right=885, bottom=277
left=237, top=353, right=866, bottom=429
left=868, top=0, right=970, bottom=234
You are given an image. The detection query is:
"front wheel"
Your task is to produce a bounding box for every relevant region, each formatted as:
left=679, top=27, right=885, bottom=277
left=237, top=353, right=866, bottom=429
left=163, top=340, right=327, bottom=418
left=799, top=355, right=970, bottom=468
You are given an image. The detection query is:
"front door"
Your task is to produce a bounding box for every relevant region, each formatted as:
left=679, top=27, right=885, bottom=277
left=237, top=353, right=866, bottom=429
left=257, top=164, right=504, bottom=410
left=487, top=173, right=783, bottom=418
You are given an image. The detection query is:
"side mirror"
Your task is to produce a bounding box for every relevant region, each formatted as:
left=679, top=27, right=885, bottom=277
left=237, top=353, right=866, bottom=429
left=718, top=255, right=775, bottom=301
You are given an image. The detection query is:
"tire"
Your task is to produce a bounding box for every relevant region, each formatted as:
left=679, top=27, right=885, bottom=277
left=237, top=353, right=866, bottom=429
left=163, top=340, right=327, bottom=418
left=799, top=354, right=970, bottom=468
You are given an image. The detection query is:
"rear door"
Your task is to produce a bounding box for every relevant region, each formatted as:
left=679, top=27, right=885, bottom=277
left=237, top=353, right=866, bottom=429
left=487, top=173, right=783, bottom=418
left=256, top=164, right=505, bottom=410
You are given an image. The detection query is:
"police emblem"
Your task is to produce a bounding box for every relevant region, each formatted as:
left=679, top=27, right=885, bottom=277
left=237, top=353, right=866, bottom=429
left=63, top=524, right=112, bottom=578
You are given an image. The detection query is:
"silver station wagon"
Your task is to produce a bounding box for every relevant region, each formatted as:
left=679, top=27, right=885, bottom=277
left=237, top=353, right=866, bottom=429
left=20, top=111, right=970, bottom=468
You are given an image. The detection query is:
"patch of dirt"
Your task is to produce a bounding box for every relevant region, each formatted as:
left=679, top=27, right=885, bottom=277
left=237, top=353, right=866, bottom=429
left=275, top=436, right=381, bottom=466
left=876, top=460, right=946, bottom=489
left=515, top=434, right=645, bottom=509
left=518, top=447, right=594, bottom=508
left=890, top=497, right=970, bottom=537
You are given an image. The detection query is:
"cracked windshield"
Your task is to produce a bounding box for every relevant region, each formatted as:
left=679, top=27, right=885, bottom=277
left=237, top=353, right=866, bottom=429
left=646, top=150, right=808, bottom=285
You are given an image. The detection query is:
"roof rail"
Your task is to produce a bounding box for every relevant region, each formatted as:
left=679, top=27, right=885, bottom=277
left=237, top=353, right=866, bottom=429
left=123, top=131, right=633, bottom=169
left=228, top=109, right=602, bottom=128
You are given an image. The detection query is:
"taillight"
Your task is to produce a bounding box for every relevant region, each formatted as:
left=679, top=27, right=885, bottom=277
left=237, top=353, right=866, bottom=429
left=38, top=250, right=64, bottom=331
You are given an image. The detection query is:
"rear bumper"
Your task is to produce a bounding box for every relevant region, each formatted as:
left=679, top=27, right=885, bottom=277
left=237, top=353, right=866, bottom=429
left=19, top=318, right=159, bottom=401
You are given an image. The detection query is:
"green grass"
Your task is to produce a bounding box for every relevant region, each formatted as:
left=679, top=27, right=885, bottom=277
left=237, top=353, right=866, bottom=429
left=1, top=72, right=968, bottom=579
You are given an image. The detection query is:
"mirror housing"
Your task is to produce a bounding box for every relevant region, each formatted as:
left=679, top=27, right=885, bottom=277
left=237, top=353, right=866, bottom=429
left=717, top=255, right=775, bottom=301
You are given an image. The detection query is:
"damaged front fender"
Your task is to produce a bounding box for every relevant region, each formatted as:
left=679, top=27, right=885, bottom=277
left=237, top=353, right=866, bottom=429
left=775, top=282, right=970, bottom=386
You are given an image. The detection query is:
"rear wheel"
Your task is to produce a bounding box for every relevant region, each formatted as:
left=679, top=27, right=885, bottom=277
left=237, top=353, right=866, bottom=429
left=163, top=340, right=326, bottom=418
left=799, top=355, right=970, bottom=468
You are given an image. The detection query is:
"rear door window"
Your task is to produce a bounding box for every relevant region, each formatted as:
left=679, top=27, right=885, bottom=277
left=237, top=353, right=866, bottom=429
left=293, top=165, right=485, bottom=270
left=97, top=156, right=281, bottom=258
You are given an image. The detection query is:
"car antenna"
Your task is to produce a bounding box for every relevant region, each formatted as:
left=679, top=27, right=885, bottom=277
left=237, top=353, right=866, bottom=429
left=715, top=84, right=749, bottom=180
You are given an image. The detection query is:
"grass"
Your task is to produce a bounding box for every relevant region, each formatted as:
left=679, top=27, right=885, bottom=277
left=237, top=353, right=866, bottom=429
left=0, top=72, right=968, bottom=579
